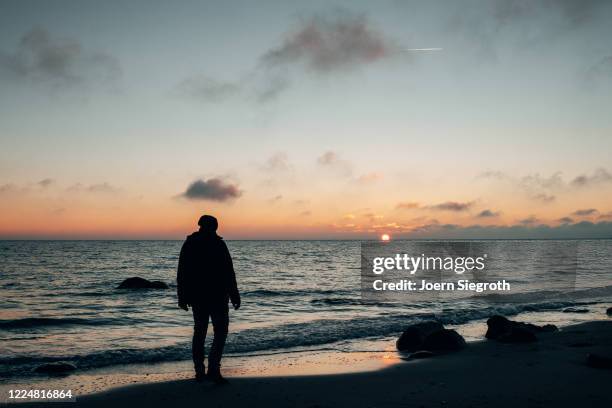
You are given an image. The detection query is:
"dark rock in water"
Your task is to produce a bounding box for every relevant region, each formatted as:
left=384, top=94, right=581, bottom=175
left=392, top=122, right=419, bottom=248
left=563, top=307, right=589, bottom=314
left=607, top=307, right=612, bottom=316
left=586, top=353, right=612, bottom=369
left=498, top=327, right=537, bottom=343
left=409, top=350, right=436, bottom=359
left=422, top=329, right=466, bottom=352
left=486, top=315, right=557, bottom=342
left=486, top=315, right=513, bottom=340
left=35, top=362, right=76, bottom=374
left=396, top=321, right=444, bottom=352
left=117, top=277, right=169, bottom=289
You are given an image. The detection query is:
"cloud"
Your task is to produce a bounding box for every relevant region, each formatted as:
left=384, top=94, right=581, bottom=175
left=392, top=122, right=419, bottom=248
left=518, top=216, right=539, bottom=226
left=267, top=194, right=283, bottom=204
left=572, top=208, right=598, bottom=216
left=0, top=27, right=120, bottom=87
left=0, top=183, right=24, bottom=194
left=181, top=178, right=242, bottom=201
left=404, top=220, right=612, bottom=239
left=478, top=168, right=612, bottom=201
left=363, top=212, right=384, bottom=222
left=570, top=168, right=612, bottom=187
left=316, top=150, right=352, bottom=176
left=357, top=172, right=383, bottom=184
left=261, top=152, right=292, bottom=172
left=179, top=10, right=418, bottom=103
left=477, top=209, right=500, bottom=218
left=584, top=55, right=612, bottom=84
left=253, top=74, right=291, bottom=102
left=557, top=216, right=574, bottom=224
left=67, top=182, right=119, bottom=193
left=261, top=11, right=400, bottom=73
left=478, top=170, right=560, bottom=202
left=448, top=0, right=611, bottom=61
left=176, top=75, right=240, bottom=102
left=491, top=0, right=608, bottom=26
left=428, top=201, right=474, bottom=212
left=317, top=151, right=340, bottom=165
left=396, top=201, right=420, bottom=210
left=532, top=193, right=556, bottom=203
left=37, top=178, right=54, bottom=188
left=598, top=211, right=612, bottom=220
left=299, top=210, right=312, bottom=217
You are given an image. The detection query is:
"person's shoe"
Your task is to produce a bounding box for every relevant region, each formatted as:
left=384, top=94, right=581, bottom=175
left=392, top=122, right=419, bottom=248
left=206, top=372, right=229, bottom=385
left=194, top=365, right=205, bottom=382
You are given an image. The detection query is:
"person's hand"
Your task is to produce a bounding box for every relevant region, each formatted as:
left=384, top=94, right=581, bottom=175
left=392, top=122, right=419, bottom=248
left=231, top=297, right=241, bottom=310
left=178, top=302, right=189, bottom=311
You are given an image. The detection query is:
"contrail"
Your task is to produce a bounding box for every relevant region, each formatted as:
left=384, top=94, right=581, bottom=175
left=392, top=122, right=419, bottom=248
left=403, top=48, right=443, bottom=52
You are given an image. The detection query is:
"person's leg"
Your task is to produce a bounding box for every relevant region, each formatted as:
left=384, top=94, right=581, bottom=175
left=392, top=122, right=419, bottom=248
left=207, top=303, right=229, bottom=378
left=191, top=304, right=209, bottom=378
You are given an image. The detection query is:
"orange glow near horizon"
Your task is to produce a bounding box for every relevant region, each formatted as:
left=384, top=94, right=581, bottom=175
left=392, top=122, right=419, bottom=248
left=381, top=234, right=390, bottom=241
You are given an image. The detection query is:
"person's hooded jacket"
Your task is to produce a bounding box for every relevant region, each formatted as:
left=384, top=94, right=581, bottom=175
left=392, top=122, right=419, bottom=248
left=176, top=231, right=239, bottom=306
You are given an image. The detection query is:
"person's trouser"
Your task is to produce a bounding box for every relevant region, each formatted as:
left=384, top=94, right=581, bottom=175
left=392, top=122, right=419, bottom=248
left=191, top=303, right=229, bottom=374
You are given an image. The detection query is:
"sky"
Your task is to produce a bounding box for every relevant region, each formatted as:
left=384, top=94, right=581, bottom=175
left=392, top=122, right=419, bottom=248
left=1, top=0, right=612, bottom=239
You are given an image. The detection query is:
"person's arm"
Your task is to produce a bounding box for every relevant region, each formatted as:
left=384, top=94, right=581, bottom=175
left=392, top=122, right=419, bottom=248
left=222, top=241, right=240, bottom=309
left=176, top=241, right=189, bottom=310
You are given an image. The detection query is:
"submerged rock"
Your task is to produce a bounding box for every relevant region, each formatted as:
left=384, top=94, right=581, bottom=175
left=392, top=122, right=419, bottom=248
left=396, top=321, right=444, bottom=352
left=606, top=307, right=612, bottom=316
left=117, top=277, right=169, bottom=289
left=422, top=329, right=466, bottom=352
left=486, top=315, right=557, bottom=343
left=35, top=362, right=76, bottom=374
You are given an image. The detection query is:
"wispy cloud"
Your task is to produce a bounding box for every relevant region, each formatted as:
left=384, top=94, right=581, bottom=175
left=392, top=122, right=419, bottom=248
left=427, top=201, right=475, bottom=212
left=570, top=168, right=612, bottom=187
left=67, top=182, right=120, bottom=194
left=396, top=201, right=420, bottom=210
left=572, top=208, right=598, bottom=216
left=316, top=150, right=352, bottom=177
left=175, top=75, right=240, bottom=102
left=518, top=215, right=539, bottom=226
left=178, top=10, right=435, bottom=103
left=0, top=27, right=120, bottom=88
left=37, top=178, right=54, bottom=188
left=356, top=172, right=383, bottom=184
left=476, top=209, right=500, bottom=218
left=261, top=152, right=292, bottom=172
left=478, top=168, right=612, bottom=201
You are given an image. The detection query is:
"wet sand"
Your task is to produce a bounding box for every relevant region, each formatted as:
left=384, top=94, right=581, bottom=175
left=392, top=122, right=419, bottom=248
left=13, top=320, right=612, bottom=408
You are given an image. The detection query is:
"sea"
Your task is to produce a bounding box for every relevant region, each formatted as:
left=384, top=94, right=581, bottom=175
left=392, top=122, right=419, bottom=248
left=1, top=239, right=611, bottom=381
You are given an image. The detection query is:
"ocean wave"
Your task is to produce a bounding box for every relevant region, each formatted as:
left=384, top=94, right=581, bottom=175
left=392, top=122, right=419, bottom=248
left=0, top=316, right=136, bottom=330
left=244, top=288, right=354, bottom=297
left=0, top=297, right=602, bottom=378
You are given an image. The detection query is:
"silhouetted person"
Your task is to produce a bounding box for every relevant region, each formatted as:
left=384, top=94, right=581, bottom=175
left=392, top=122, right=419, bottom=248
left=177, top=215, right=240, bottom=384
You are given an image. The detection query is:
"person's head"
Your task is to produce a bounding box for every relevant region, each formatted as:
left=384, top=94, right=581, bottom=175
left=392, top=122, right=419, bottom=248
left=197, top=215, right=218, bottom=233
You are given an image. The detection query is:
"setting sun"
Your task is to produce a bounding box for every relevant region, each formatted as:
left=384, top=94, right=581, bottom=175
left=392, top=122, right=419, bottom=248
left=381, top=234, right=390, bottom=242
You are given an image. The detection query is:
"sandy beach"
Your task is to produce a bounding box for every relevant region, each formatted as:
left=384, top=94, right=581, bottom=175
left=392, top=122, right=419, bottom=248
left=13, top=320, right=611, bottom=408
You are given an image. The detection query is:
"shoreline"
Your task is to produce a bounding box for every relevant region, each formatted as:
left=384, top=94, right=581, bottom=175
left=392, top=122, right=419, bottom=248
left=4, top=315, right=612, bottom=407
left=13, top=320, right=612, bottom=407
